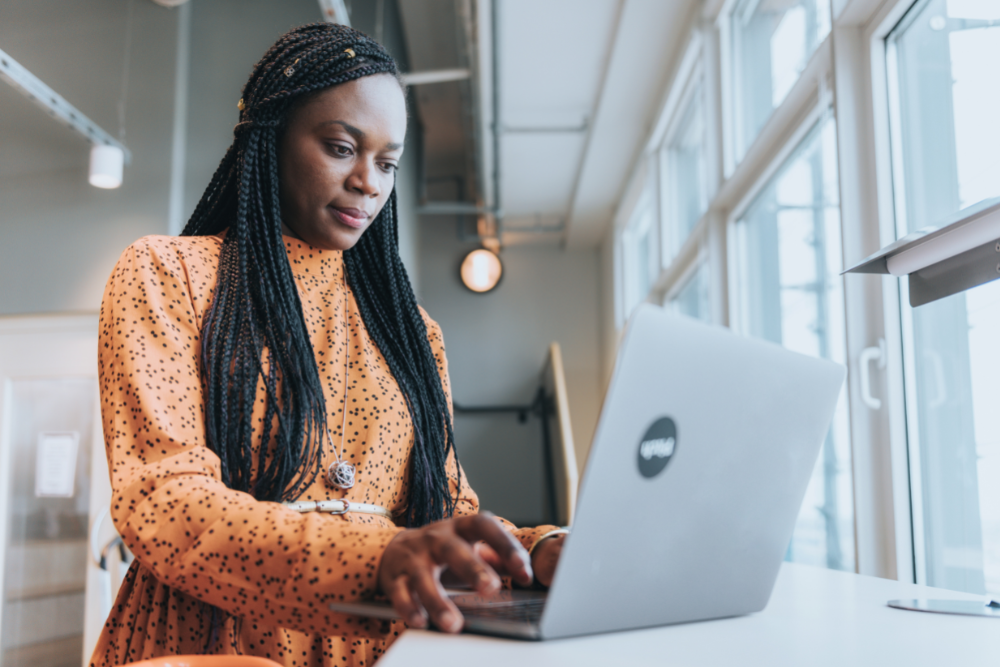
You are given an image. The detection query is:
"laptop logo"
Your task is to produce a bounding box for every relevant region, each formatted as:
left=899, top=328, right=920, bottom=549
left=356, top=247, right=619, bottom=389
left=637, top=417, right=677, bottom=478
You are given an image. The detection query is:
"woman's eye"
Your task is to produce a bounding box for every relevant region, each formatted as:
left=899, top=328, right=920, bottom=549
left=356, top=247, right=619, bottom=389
left=328, top=143, right=353, bottom=157
left=380, top=163, right=398, bottom=173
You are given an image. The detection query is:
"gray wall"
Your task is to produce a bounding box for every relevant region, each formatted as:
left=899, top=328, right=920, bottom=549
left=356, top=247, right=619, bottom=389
left=0, top=0, right=421, bottom=315
left=417, top=221, right=601, bottom=525
left=182, top=0, right=422, bottom=292
left=0, top=0, right=603, bottom=527
left=0, top=0, right=179, bottom=315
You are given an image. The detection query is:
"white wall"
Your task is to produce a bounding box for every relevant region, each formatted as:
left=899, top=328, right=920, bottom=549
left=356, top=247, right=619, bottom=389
left=417, top=221, right=601, bottom=525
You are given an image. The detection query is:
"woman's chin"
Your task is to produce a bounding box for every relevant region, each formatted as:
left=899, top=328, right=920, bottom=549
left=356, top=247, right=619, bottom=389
left=284, top=222, right=368, bottom=251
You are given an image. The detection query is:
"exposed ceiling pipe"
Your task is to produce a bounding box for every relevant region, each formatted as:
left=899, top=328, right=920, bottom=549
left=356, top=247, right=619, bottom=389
left=318, top=0, right=351, bottom=26
left=0, top=47, right=131, bottom=162
left=413, top=0, right=502, bottom=233
left=417, top=202, right=495, bottom=215
left=400, top=68, right=471, bottom=86
left=490, top=0, right=502, bottom=247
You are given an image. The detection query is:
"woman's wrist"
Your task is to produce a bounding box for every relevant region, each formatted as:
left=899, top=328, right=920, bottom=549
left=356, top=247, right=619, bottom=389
left=528, top=528, right=570, bottom=557
left=527, top=529, right=569, bottom=589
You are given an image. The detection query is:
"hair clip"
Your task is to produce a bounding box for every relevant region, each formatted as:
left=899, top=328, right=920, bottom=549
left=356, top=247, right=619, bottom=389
left=237, top=98, right=245, bottom=111
left=284, top=58, right=300, bottom=78
left=344, top=48, right=356, bottom=58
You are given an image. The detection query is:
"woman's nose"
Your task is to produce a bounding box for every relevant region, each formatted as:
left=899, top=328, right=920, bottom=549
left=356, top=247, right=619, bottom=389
left=347, top=160, right=380, bottom=198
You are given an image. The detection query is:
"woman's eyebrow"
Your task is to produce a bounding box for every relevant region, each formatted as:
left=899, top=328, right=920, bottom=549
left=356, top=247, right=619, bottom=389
left=318, top=120, right=402, bottom=151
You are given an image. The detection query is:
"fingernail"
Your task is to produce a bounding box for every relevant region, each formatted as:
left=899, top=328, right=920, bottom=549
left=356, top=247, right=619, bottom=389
left=410, top=613, right=427, bottom=628
left=440, top=611, right=460, bottom=632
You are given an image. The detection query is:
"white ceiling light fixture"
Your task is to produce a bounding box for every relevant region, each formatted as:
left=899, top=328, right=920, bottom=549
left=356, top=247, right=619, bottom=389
left=318, top=0, right=351, bottom=26
left=460, top=248, right=503, bottom=293
left=89, top=145, right=125, bottom=189
left=0, top=47, right=131, bottom=188
left=400, top=68, right=471, bottom=86
left=150, top=0, right=189, bottom=6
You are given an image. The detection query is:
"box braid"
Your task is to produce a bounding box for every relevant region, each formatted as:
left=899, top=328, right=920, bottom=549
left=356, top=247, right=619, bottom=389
left=181, top=22, right=457, bottom=527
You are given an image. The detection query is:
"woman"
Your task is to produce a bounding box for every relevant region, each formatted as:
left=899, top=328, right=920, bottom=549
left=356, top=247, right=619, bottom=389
left=93, top=23, right=565, bottom=667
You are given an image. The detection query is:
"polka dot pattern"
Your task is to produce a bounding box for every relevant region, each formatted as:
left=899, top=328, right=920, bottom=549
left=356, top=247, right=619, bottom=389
left=90, top=235, right=556, bottom=666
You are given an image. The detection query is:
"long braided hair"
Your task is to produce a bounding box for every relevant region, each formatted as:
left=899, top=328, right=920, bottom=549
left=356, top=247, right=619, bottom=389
left=182, top=23, right=457, bottom=527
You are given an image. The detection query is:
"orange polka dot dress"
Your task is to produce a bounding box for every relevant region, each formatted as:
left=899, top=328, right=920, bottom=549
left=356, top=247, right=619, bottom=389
left=92, top=235, right=556, bottom=666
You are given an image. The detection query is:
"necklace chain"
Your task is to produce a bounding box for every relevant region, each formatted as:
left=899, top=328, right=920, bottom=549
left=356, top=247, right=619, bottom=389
left=326, top=268, right=355, bottom=490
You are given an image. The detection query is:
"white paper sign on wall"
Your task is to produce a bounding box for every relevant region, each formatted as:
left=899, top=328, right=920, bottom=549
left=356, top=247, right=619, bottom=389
left=35, top=431, right=80, bottom=498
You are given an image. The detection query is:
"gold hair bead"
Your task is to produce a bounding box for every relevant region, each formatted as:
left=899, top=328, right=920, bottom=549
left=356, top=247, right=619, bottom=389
left=283, top=58, right=301, bottom=78
left=237, top=98, right=245, bottom=111
left=344, top=48, right=356, bottom=58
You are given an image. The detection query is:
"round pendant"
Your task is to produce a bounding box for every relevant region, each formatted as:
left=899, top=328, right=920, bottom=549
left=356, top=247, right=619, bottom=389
left=327, top=461, right=356, bottom=490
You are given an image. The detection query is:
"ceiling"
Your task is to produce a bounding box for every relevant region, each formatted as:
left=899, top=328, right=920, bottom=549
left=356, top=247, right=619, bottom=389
left=396, top=0, right=699, bottom=248
left=0, top=0, right=164, bottom=181
left=0, top=0, right=700, bottom=250
left=496, top=0, right=699, bottom=247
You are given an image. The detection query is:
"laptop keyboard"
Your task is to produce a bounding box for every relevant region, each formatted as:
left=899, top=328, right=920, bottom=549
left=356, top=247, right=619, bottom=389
left=456, top=597, right=546, bottom=624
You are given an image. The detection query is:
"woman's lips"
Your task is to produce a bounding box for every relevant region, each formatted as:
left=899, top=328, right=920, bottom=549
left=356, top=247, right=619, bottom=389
left=330, top=206, right=369, bottom=229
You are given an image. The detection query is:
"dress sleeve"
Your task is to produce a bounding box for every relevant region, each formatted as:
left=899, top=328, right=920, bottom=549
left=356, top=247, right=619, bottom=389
left=419, top=309, right=562, bottom=552
left=99, top=237, right=403, bottom=637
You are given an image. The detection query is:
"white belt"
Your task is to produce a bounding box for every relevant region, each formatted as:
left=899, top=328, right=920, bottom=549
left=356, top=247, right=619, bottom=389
left=283, top=499, right=393, bottom=521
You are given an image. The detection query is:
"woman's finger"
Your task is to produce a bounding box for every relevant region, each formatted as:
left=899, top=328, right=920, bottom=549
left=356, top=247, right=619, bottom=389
left=385, top=574, right=427, bottom=628
left=431, top=535, right=500, bottom=594
left=455, top=513, right=533, bottom=586
left=474, top=541, right=504, bottom=571
left=411, top=571, right=463, bottom=633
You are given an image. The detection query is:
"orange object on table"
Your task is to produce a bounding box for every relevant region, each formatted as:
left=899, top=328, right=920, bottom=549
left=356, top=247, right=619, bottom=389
left=121, top=657, right=283, bottom=667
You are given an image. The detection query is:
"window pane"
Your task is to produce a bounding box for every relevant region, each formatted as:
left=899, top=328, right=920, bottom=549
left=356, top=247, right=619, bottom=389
left=905, top=281, right=1000, bottom=595
left=730, top=0, right=831, bottom=161
left=665, top=85, right=707, bottom=254
left=734, top=115, right=854, bottom=571
left=888, top=0, right=1000, bottom=233
left=669, top=262, right=711, bottom=322
left=623, top=202, right=656, bottom=316
left=887, top=0, right=1000, bottom=597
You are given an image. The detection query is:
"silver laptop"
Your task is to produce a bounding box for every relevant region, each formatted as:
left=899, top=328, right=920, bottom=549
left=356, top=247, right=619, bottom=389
left=329, top=304, right=845, bottom=640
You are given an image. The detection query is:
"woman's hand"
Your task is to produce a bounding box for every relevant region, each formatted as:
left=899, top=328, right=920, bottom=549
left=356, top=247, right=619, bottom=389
left=377, top=512, right=533, bottom=633
left=530, top=533, right=565, bottom=588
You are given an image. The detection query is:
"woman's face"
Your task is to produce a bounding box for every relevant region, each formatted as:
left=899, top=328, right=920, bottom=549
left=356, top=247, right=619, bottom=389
left=278, top=73, right=407, bottom=251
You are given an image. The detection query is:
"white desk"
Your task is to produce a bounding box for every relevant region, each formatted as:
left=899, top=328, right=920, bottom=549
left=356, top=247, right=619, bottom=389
left=378, top=563, right=998, bottom=666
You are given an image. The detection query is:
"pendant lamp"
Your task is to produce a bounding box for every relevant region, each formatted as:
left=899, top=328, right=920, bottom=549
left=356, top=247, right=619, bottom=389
left=89, top=144, right=125, bottom=189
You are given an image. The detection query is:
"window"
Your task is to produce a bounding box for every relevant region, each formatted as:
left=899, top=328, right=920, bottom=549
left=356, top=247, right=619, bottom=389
left=622, top=192, right=658, bottom=317
left=887, top=0, right=1000, bottom=595
left=667, top=261, right=711, bottom=322
left=733, top=114, right=854, bottom=571
left=661, top=83, right=708, bottom=256
left=728, top=0, right=831, bottom=162
left=887, top=0, right=1000, bottom=233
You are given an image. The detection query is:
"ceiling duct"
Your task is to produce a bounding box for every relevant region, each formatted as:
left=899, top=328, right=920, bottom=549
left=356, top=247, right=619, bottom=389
left=318, top=0, right=352, bottom=25
left=398, top=0, right=498, bottom=245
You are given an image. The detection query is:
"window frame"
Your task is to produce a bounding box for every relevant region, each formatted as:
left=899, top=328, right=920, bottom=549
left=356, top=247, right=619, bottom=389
left=864, top=0, right=937, bottom=586
left=607, top=0, right=990, bottom=585
left=725, top=102, right=835, bottom=336
left=870, top=0, right=1000, bottom=591
left=662, top=250, right=712, bottom=324
left=717, top=0, right=834, bottom=176
left=655, top=53, right=707, bottom=266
